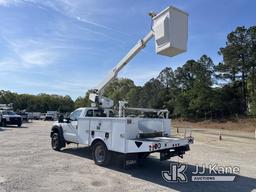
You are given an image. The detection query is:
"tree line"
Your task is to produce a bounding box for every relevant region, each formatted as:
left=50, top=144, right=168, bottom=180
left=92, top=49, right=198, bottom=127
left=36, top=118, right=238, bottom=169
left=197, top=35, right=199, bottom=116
left=0, top=26, right=255, bottom=119
left=0, top=91, right=74, bottom=113
left=102, top=25, right=256, bottom=119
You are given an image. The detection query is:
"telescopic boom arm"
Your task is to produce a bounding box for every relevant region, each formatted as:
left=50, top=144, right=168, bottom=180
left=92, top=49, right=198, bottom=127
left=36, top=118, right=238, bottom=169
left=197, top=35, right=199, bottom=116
left=96, top=31, right=154, bottom=96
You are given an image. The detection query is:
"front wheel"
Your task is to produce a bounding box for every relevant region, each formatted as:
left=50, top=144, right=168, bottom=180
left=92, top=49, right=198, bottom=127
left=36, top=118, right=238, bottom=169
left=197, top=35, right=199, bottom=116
left=92, top=141, right=111, bottom=166
left=1, top=120, right=6, bottom=127
left=51, top=133, right=62, bottom=151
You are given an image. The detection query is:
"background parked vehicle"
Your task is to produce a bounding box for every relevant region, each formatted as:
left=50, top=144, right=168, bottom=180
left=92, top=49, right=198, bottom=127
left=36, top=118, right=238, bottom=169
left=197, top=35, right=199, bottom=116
left=16, top=111, right=29, bottom=122
left=0, top=110, right=22, bottom=127
left=0, top=104, right=22, bottom=127
left=32, top=112, right=41, bottom=120
left=39, top=113, right=45, bottom=120
left=45, top=111, right=58, bottom=121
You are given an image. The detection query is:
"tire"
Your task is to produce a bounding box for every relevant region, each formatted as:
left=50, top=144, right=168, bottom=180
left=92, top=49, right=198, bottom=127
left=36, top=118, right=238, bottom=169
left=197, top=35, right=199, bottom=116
left=17, top=122, right=22, bottom=127
left=2, top=120, right=6, bottom=127
left=92, top=141, right=111, bottom=166
left=51, top=132, right=62, bottom=151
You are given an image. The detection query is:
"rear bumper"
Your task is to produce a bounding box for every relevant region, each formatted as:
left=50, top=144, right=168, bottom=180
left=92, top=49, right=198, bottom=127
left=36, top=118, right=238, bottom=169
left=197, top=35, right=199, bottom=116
left=123, top=141, right=192, bottom=166
left=126, top=136, right=194, bottom=153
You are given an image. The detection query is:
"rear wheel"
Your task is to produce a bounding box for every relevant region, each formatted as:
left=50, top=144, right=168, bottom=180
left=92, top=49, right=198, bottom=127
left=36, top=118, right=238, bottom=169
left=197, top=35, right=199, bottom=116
left=92, top=141, right=111, bottom=166
left=51, top=132, right=62, bottom=151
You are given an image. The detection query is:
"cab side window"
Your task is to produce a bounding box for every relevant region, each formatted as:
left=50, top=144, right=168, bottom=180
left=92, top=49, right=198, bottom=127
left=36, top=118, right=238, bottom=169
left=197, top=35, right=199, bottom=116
left=85, top=109, right=105, bottom=117
left=69, top=110, right=82, bottom=121
left=86, top=110, right=93, bottom=117
left=94, top=110, right=105, bottom=117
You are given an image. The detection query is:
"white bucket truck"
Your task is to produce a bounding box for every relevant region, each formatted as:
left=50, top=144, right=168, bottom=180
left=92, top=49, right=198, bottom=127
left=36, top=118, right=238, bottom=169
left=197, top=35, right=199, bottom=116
left=50, top=6, right=193, bottom=166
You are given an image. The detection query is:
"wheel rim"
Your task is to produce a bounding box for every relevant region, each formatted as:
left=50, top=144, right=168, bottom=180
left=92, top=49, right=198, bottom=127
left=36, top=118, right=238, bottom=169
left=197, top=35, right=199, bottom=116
left=95, top=145, right=105, bottom=163
left=52, top=135, right=58, bottom=148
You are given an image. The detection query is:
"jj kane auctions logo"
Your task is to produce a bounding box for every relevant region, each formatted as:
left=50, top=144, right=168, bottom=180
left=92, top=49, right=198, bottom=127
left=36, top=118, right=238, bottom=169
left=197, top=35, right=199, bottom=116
left=162, top=163, right=240, bottom=182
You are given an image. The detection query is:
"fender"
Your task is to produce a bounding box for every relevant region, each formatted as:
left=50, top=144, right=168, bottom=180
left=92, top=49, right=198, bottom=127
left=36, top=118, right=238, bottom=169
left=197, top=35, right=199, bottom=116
left=51, top=125, right=66, bottom=147
left=90, top=137, right=107, bottom=148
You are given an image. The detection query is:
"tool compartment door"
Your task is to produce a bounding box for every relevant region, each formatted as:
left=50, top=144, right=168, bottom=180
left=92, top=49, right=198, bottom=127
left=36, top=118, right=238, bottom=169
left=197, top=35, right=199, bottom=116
left=89, top=118, right=113, bottom=148
left=110, top=119, right=127, bottom=153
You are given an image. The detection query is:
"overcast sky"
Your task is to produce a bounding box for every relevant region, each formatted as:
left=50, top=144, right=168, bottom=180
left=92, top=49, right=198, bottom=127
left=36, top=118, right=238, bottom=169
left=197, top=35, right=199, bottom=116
left=0, top=0, right=255, bottom=99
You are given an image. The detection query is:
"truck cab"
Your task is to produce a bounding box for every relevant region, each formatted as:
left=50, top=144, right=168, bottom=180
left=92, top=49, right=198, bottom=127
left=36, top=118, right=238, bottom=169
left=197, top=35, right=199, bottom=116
left=54, top=108, right=113, bottom=143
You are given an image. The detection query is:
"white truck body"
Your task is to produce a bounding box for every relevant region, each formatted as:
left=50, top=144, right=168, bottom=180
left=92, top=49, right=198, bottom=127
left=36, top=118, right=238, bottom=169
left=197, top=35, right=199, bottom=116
left=53, top=108, right=193, bottom=156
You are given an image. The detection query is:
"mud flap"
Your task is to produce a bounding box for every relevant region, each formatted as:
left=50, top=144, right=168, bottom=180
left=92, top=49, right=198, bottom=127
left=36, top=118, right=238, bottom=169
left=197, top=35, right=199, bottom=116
left=123, top=154, right=138, bottom=169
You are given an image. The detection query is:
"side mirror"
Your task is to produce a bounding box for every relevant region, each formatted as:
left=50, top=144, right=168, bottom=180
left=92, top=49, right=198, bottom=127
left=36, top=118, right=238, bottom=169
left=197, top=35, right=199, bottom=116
left=58, top=115, right=64, bottom=123
left=65, top=117, right=71, bottom=123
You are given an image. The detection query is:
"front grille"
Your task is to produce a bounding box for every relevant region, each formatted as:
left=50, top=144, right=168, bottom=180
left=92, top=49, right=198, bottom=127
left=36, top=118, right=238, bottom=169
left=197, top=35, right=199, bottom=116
left=9, top=117, right=21, bottom=123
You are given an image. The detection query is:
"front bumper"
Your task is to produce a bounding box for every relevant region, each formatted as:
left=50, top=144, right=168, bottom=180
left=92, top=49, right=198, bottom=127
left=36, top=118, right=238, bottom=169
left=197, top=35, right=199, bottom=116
left=6, top=117, right=22, bottom=125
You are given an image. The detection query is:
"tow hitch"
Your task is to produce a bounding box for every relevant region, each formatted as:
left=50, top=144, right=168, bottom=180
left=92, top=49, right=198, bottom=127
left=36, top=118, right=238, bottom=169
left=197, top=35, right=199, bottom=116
left=160, top=145, right=190, bottom=161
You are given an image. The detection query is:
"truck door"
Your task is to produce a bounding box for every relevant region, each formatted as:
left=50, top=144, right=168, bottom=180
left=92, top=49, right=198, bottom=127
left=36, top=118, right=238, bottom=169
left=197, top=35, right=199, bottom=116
left=64, top=109, right=82, bottom=143
left=77, top=118, right=90, bottom=145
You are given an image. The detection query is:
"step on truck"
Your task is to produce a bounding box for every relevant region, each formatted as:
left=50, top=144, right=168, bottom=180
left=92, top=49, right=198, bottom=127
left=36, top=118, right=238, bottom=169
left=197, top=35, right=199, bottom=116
left=50, top=6, right=194, bottom=166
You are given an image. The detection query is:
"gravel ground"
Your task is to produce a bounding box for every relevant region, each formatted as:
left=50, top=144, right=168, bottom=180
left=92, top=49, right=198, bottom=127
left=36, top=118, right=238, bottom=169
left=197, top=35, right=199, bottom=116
left=0, top=121, right=255, bottom=192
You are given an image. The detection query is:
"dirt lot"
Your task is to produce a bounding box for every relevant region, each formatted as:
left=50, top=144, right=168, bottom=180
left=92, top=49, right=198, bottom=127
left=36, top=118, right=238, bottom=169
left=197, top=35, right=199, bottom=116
left=0, top=121, right=255, bottom=192
left=172, top=118, right=256, bottom=132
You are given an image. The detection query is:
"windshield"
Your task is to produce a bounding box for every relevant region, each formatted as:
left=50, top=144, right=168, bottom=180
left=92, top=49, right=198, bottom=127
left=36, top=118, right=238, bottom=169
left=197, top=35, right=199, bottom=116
left=2, top=111, right=17, bottom=115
